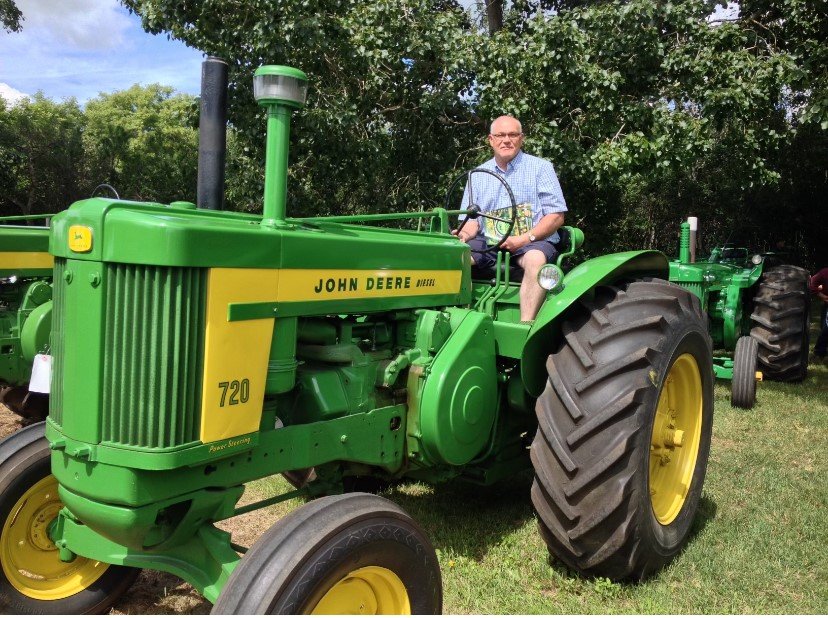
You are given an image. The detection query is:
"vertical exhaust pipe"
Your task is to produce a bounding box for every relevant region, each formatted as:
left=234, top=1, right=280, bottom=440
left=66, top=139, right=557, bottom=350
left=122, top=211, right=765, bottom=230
left=197, top=57, right=228, bottom=210
left=688, top=216, right=698, bottom=263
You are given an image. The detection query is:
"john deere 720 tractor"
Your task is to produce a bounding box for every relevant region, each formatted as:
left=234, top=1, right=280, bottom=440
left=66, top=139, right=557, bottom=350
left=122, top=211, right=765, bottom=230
left=669, top=218, right=810, bottom=408
left=0, top=63, right=714, bottom=614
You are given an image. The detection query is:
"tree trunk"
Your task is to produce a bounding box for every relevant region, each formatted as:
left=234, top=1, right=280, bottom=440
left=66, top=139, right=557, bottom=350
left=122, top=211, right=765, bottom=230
left=485, top=0, right=503, bottom=34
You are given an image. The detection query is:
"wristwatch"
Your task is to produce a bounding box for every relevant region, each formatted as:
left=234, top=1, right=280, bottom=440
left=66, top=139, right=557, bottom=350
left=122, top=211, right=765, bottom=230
left=528, top=233, right=537, bottom=242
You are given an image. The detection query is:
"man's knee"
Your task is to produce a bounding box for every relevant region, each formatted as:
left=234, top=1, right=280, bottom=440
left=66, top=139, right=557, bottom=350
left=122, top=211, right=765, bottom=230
left=519, top=250, right=548, bottom=273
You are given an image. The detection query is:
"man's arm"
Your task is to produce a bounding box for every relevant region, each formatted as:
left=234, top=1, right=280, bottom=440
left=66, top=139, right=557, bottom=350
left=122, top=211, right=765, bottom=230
left=453, top=219, right=480, bottom=242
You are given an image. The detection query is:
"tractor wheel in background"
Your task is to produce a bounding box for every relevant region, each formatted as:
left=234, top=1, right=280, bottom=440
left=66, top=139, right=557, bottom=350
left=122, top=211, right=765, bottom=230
left=530, top=279, right=714, bottom=581
left=0, top=423, right=139, bottom=614
left=731, top=336, right=759, bottom=409
left=211, top=493, right=441, bottom=615
left=750, top=265, right=810, bottom=382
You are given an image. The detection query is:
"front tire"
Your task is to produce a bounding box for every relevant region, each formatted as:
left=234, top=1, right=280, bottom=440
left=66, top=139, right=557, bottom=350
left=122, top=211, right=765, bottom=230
left=731, top=336, right=758, bottom=409
left=0, top=424, right=139, bottom=614
left=211, top=493, right=441, bottom=614
left=530, top=279, right=713, bottom=581
left=750, top=265, right=810, bottom=382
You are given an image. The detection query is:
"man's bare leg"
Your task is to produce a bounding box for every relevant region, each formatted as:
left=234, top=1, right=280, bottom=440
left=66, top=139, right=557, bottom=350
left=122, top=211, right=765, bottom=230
left=518, top=250, right=548, bottom=321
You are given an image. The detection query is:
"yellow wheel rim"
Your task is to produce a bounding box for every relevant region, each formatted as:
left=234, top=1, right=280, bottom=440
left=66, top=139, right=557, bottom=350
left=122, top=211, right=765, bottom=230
left=1, top=475, right=109, bottom=600
left=311, top=566, right=411, bottom=615
left=649, top=353, right=704, bottom=525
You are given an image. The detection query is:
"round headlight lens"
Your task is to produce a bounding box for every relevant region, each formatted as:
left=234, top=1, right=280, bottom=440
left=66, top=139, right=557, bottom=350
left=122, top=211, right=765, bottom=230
left=751, top=254, right=763, bottom=265
left=538, top=264, right=564, bottom=292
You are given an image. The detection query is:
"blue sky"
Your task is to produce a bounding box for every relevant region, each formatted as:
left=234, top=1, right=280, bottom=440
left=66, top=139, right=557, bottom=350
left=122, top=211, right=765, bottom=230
left=0, top=0, right=204, bottom=105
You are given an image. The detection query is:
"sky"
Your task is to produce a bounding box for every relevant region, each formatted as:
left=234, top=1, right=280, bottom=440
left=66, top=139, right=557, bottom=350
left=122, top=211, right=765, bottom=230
left=0, top=0, right=740, bottom=107
left=0, top=0, right=204, bottom=105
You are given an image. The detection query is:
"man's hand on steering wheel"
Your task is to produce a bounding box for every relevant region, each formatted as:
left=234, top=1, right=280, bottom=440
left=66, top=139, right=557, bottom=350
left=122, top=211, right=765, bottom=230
left=500, top=233, right=530, bottom=253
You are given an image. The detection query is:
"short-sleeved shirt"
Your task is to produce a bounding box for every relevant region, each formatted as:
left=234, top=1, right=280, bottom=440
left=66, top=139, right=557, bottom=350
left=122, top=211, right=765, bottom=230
left=460, top=150, right=567, bottom=244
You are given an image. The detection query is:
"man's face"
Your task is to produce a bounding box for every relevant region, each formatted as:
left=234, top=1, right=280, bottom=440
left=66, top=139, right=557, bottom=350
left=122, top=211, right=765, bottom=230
left=488, top=118, right=524, bottom=163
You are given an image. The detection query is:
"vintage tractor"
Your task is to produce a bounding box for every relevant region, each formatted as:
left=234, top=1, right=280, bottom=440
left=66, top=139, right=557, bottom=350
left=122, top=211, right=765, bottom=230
left=0, top=217, right=53, bottom=423
left=668, top=218, right=810, bottom=408
left=0, top=64, right=715, bottom=614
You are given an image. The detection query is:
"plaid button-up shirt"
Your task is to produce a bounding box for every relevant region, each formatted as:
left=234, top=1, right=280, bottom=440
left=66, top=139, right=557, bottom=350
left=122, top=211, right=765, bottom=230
left=460, top=150, right=567, bottom=243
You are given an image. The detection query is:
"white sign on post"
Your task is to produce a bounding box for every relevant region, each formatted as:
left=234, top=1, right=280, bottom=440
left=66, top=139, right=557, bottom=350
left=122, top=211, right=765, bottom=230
left=29, top=354, right=52, bottom=394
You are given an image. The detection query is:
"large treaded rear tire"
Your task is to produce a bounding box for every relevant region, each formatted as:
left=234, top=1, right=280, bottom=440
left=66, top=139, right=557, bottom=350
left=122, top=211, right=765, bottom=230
left=530, top=279, right=713, bottom=581
left=749, top=265, right=810, bottom=382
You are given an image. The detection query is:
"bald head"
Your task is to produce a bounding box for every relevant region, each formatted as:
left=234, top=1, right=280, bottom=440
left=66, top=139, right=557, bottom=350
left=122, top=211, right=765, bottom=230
left=488, top=116, right=524, bottom=167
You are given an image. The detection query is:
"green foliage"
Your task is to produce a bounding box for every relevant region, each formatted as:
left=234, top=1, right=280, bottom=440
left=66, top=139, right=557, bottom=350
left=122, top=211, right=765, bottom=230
left=122, top=0, right=826, bottom=264
left=0, top=94, right=85, bottom=216
left=83, top=84, right=199, bottom=204
left=0, top=0, right=22, bottom=33
left=0, top=85, right=199, bottom=216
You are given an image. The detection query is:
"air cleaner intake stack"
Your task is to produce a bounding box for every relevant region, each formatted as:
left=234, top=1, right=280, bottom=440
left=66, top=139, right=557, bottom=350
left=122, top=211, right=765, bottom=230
left=197, top=56, right=228, bottom=210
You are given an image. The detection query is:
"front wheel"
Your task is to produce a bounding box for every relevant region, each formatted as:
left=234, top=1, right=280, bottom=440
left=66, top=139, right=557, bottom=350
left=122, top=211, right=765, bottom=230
left=0, top=424, right=139, bottom=614
left=211, top=493, right=442, bottom=614
left=531, top=279, right=713, bottom=581
left=731, top=336, right=759, bottom=409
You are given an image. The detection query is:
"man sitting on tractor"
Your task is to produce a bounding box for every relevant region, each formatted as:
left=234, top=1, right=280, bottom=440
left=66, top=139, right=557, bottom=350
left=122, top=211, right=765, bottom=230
left=454, top=115, right=567, bottom=322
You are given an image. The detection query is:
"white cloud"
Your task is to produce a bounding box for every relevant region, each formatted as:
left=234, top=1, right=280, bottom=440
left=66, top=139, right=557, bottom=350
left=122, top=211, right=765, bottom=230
left=0, top=82, right=29, bottom=105
left=16, top=0, right=132, bottom=50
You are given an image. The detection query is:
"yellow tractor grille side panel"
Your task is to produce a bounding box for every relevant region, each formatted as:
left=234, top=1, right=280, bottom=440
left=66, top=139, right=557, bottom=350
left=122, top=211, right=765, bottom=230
left=200, top=268, right=279, bottom=444
left=0, top=252, right=54, bottom=269
left=278, top=269, right=462, bottom=301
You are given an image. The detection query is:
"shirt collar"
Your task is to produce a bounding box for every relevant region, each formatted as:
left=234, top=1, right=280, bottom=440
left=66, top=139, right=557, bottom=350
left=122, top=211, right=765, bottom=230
left=493, top=149, right=524, bottom=174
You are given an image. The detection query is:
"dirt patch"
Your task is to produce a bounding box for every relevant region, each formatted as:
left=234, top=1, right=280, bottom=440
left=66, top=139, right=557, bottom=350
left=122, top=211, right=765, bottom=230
left=0, top=403, right=24, bottom=440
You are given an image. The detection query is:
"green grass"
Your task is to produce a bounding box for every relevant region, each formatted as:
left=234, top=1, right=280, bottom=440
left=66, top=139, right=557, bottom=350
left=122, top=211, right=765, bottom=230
left=241, top=318, right=828, bottom=614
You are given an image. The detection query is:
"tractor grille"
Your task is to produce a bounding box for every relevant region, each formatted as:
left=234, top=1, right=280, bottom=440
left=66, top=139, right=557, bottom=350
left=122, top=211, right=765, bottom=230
left=49, top=259, right=67, bottom=426
left=101, top=264, right=207, bottom=449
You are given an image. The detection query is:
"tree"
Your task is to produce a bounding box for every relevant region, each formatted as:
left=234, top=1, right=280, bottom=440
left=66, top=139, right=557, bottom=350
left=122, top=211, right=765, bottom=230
left=112, top=0, right=827, bottom=265
left=0, top=0, right=22, bottom=33
left=82, top=85, right=199, bottom=204
left=0, top=94, right=84, bottom=217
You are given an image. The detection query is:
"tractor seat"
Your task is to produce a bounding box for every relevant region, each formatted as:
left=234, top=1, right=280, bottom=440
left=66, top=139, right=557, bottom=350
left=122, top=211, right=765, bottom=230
left=471, top=226, right=575, bottom=284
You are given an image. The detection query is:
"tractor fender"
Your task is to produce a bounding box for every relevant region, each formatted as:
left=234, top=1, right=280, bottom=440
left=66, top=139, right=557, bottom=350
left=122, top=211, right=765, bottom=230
left=21, top=299, right=53, bottom=362
left=521, top=250, right=668, bottom=397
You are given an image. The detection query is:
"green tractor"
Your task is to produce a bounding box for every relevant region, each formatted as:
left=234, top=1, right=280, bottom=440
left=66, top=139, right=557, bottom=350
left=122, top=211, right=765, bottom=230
left=0, top=217, right=53, bottom=423
left=669, top=217, right=810, bottom=408
left=0, top=64, right=715, bottom=614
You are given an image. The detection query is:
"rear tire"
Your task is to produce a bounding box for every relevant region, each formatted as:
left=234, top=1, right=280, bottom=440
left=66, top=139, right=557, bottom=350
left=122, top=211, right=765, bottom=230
left=530, top=279, right=713, bottom=581
left=0, top=424, right=139, bottom=614
left=211, top=493, right=441, bottom=614
left=750, top=265, right=810, bottom=382
left=731, top=336, right=758, bottom=409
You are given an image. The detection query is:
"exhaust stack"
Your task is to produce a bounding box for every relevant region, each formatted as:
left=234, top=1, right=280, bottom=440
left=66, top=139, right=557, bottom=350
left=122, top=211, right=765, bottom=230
left=688, top=216, right=698, bottom=263
left=197, top=57, right=228, bottom=210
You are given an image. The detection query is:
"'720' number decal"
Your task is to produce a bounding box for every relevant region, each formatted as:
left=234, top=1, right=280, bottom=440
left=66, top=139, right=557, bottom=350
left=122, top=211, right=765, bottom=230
left=218, top=379, right=250, bottom=407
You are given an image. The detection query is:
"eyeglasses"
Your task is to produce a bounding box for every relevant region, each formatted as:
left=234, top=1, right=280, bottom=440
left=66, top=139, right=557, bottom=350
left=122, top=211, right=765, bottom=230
left=490, top=132, right=523, bottom=141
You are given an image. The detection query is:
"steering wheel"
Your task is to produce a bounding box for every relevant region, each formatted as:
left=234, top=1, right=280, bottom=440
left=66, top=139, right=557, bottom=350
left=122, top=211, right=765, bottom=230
left=90, top=183, right=120, bottom=199
left=445, top=168, right=517, bottom=253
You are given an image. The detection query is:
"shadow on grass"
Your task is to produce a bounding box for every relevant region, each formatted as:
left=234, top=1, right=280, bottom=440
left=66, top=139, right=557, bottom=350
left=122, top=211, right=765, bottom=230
left=387, top=469, right=536, bottom=561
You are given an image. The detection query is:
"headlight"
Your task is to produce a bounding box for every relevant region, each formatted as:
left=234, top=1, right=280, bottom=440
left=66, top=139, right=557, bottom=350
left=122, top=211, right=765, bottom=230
left=538, top=264, right=564, bottom=292
left=751, top=254, right=763, bottom=265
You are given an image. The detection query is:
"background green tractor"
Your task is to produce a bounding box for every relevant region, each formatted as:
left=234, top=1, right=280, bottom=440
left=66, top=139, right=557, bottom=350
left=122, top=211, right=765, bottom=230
left=668, top=217, right=810, bottom=408
left=0, top=61, right=715, bottom=614
left=0, top=217, right=53, bottom=424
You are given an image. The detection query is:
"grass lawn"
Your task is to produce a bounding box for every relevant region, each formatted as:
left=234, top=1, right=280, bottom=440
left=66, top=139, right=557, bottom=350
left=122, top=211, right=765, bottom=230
left=239, top=312, right=828, bottom=614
